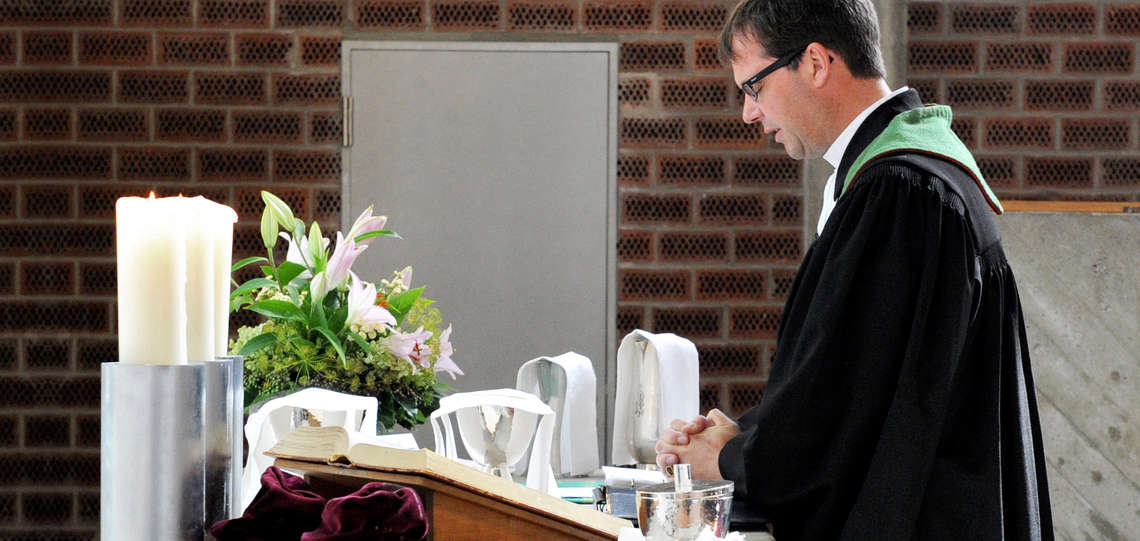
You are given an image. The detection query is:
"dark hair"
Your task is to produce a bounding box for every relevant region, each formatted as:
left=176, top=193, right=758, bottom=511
left=718, top=0, right=886, bottom=79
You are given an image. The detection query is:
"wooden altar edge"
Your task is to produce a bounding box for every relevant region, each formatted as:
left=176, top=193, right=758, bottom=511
left=272, top=455, right=629, bottom=540
left=1003, top=200, right=1140, bottom=213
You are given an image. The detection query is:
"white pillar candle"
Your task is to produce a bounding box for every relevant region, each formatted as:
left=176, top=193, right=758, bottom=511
left=184, top=196, right=216, bottom=362
left=210, top=201, right=238, bottom=357
left=116, top=195, right=187, bottom=365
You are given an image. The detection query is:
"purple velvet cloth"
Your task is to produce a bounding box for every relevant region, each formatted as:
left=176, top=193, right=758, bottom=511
left=301, top=482, right=429, bottom=541
left=210, top=466, right=327, bottom=541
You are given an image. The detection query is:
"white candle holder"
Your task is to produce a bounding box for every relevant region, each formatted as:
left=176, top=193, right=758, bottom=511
left=101, top=357, right=243, bottom=541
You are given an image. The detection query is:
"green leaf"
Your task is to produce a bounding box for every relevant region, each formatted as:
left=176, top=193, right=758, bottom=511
left=261, top=191, right=297, bottom=229
left=238, top=332, right=279, bottom=356
left=260, top=209, right=278, bottom=250
left=229, top=294, right=251, bottom=313
left=231, top=256, right=268, bottom=273
left=231, top=277, right=276, bottom=298
left=328, top=305, right=348, bottom=335
left=432, top=382, right=452, bottom=394
left=354, top=230, right=402, bottom=242
left=285, top=285, right=301, bottom=306
left=260, top=265, right=275, bottom=277
left=313, top=326, right=346, bottom=367
left=308, top=221, right=325, bottom=270
left=292, top=218, right=306, bottom=240
left=276, top=261, right=307, bottom=287
left=247, top=300, right=308, bottom=323
left=346, top=330, right=371, bottom=353
left=389, top=286, right=424, bottom=314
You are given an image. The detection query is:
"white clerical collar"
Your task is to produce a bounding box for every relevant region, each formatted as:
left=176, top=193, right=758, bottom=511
left=822, top=85, right=910, bottom=171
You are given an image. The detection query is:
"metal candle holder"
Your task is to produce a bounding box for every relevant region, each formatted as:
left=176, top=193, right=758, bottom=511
left=101, top=356, right=243, bottom=541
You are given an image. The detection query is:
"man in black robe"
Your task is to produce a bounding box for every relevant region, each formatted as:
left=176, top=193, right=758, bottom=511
left=654, top=1, right=1054, bottom=539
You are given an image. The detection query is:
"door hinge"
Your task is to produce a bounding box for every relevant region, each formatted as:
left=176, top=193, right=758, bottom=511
left=342, top=95, right=353, bottom=148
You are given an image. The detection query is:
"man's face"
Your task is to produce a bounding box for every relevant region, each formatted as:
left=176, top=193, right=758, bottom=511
left=730, top=35, right=820, bottom=160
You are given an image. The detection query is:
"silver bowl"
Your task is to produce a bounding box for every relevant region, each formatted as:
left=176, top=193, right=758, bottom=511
left=635, top=465, right=733, bottom=540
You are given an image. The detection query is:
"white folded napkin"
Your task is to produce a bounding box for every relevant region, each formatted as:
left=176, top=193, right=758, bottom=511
left=516, top=352, right=600, bottom=476
left=611, top=329, right=699, bottom=466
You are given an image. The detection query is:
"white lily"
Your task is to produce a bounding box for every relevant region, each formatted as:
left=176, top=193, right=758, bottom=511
left=324, top=232, right=366, bottom=294
left=433, top=325, right=463, bottom=380
left=386, top=327, right=433, bottom=371
left=346, top=277, right=395, bottom=332
left=345, top=205, right=388, bottom=245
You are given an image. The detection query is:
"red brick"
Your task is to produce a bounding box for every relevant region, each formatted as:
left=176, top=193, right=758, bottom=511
left=22, top=185, right=74, bottom=219
left=1105, top=81, right=1140, bottom=111
left=1106, top=5, right=1140, bottom=36
left=771, top=269, right=796, bottom=300
left=985, top=43, right=1053, bottom=72
left=699, top=194, right=765, bottom=225
left=945, top=79, right=1014, bottom=109
left=0, top=32, right=14, bottom=64
left=1024, top=80, right=1092, bottom=111
left=617, top=229, right=652, bottom=261
left=660, top=1, right=728, bottom=32
left=22, top=492, right=73, bottom=523
left=278, top=0, right=345, bottom=28
left=121, top=0, right=192, bottom=26
left=158, top=32, right=230, bottom=65
left=432, top=0, right=501, bottom=30
left=0, top=186, right=13, bottom=217
left=729, top=306, right=781, bottom=339
left=983, top=118, right=1054, bottom=149
left=0, top=1, right=112, bottom=25
left=78, top=263, right=115, bottom=296
left=695, top=117, right=766, bottom=149
left=950, top=3, right=1020, bottom=34
left=622, top=193, right=690, bottom=223
left=1061, top=118, right=1132, bottom=150
left=619, top=77, right=650, bottom=108
left=618, top=269, right=690, bottom=301
left=236, top=33, right=293, bottom=66
left=0, top=71, right=110, bottom=103
left=1104, top=159, right=1140, bottom=186
left=771, top=195, right=802, bottom=225
left=0, top=302, right=108, bottom=332
left=728, top=382, right=765, bottom=415
left=118, top=148, right=190, bottom=181
left=0, top=224, right=113, bottom=257
left=23, top=31, right=73, bottom=65
left=237, top=187, right=309, bottom=222
left=976, top=155, right=1019, bottom=188
left=77, top=109, right=149, bottom=141
left=617, top=306, right=645, bottom=337
left=652, top=307, right=721, bottom=338
left=198, top=148, right=269, bottom=182
left=309, top=111, right=341, bottom=144
left=234, top=110, right=302, bottom=143
left=0, top=147, right=110, bottom=180
left=694, top=38, right=722, bottom=71
left=659, top=231, right=728, bottom=261
left=698, top=345, right=763, bottom=376
left=78, top=31, right=152, bottom=65
left=620, top=117, right=686, bottom=148
left=273, top=73, right=339, bottom=105
left=1063, top=42, right=1134, bottom=73
left=78, top=185, right=149, bottom=218
left=300, top=35, right=341, bottom=66
left=908, top=78, right=940, bottom=103
left=196, top=72, right=267, bottom=105
left=313, top=188, right=340, bottom=221
left=696, top=270, right=766, bottom=300
left=23, top=109, right=72, bottom=140
left=506, top=0, right=577, bottom=32
left=735, top=231, right=801, bottom=262
left=199, top=0, right=270, bottom=28
left=583, top=0, right=651, bottom=32
left=118, top=70, right=189, bottom=103
left=618, top=154, right=650, bottom=185
left=156, top=108, right=226, bottom=142
left=661, top=77, right=730, bottom=109
left=659, top=155, right=726, bottom=185
left=735, top=156, right=801, bottom=186
left=20, top=263, right=74, bottom=296
left=273, top=150, right=340, bottom=183
left=908, top=41, right=977, bottom=72
left=354, top=0, right=426, bottom=30
left=620, top=41, right=686, bottom=72
left=699, top=383, right=722, bottom=415
left=24, top=340, right=71, bottom=372
left=1025, top=157, right=1093, bottom=188
left=907, top=2, right=942, bottom=34
left=1027, top=3, right=1096, bottom=34
left=951, top=117, right=977, bottom=148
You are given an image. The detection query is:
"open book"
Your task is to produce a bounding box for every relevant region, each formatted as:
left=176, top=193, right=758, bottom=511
left=266, top=426, right=629, bottom=536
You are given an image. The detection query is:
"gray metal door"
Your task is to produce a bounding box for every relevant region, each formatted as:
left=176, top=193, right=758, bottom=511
left=342, top=41, right=618, bottom=460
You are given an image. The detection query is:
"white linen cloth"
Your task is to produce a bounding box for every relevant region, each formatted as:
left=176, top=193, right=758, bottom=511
left=516, top=352, right=600, bottom=476
left=611, top=329, right=699, bottom=466
left=429, top=388, right=558, bottom=497
left=241, top=388, right=379, bottom=512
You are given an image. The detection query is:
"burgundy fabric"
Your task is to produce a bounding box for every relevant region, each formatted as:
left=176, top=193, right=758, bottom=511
left=210, top=466, right=327, bottom=541
left=301, top=482, right=429, bottom=541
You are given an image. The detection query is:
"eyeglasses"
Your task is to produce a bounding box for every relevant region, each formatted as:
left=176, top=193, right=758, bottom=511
left=739, top=45, right=808, bottom=101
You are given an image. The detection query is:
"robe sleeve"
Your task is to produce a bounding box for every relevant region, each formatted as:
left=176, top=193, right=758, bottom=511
left=718, top=162, right=980, bottom=538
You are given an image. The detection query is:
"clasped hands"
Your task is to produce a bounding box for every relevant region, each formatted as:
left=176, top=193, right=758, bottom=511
left=654, top=408, right=740, bottom=480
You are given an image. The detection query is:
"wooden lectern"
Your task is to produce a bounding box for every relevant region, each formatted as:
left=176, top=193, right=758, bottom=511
left=275, top=457, right=630, bottom=540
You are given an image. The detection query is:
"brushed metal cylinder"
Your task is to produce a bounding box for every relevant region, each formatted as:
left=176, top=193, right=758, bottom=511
left=202, top=356, right=244, bottom=528
left=101, top=362, right=206, bottom=541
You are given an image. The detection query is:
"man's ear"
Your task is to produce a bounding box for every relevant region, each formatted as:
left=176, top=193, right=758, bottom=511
left=805, top=42, right=834, bottom=88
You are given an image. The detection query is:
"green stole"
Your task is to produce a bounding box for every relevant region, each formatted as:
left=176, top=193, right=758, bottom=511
left=840, top=105, right=1004, bottom=215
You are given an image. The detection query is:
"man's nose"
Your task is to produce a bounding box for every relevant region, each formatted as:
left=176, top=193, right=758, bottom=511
left=741, top=94, right=763, bottom=125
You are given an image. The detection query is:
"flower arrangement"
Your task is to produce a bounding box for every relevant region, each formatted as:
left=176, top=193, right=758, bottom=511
left=230, top=191, right=461, bottom=431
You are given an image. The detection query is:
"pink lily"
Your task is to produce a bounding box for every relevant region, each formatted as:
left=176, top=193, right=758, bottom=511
left=433, top=325, right=463, bottom=380
left=324, top=232, right=366, bottom=294
left=386, top=327, right=433, bottom=371
left=345, top=206, right=388, bottom=246
left=347, top=278, right=395, bottom=331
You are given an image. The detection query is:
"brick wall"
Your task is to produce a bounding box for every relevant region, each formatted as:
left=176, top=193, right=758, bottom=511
left=907, top=2, right=1140, bottom=200
left=0, top=1, right=1138, bottom=537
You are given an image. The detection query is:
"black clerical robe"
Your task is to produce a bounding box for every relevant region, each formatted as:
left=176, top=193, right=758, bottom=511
left=719, top=90, right=1054, bottom=540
